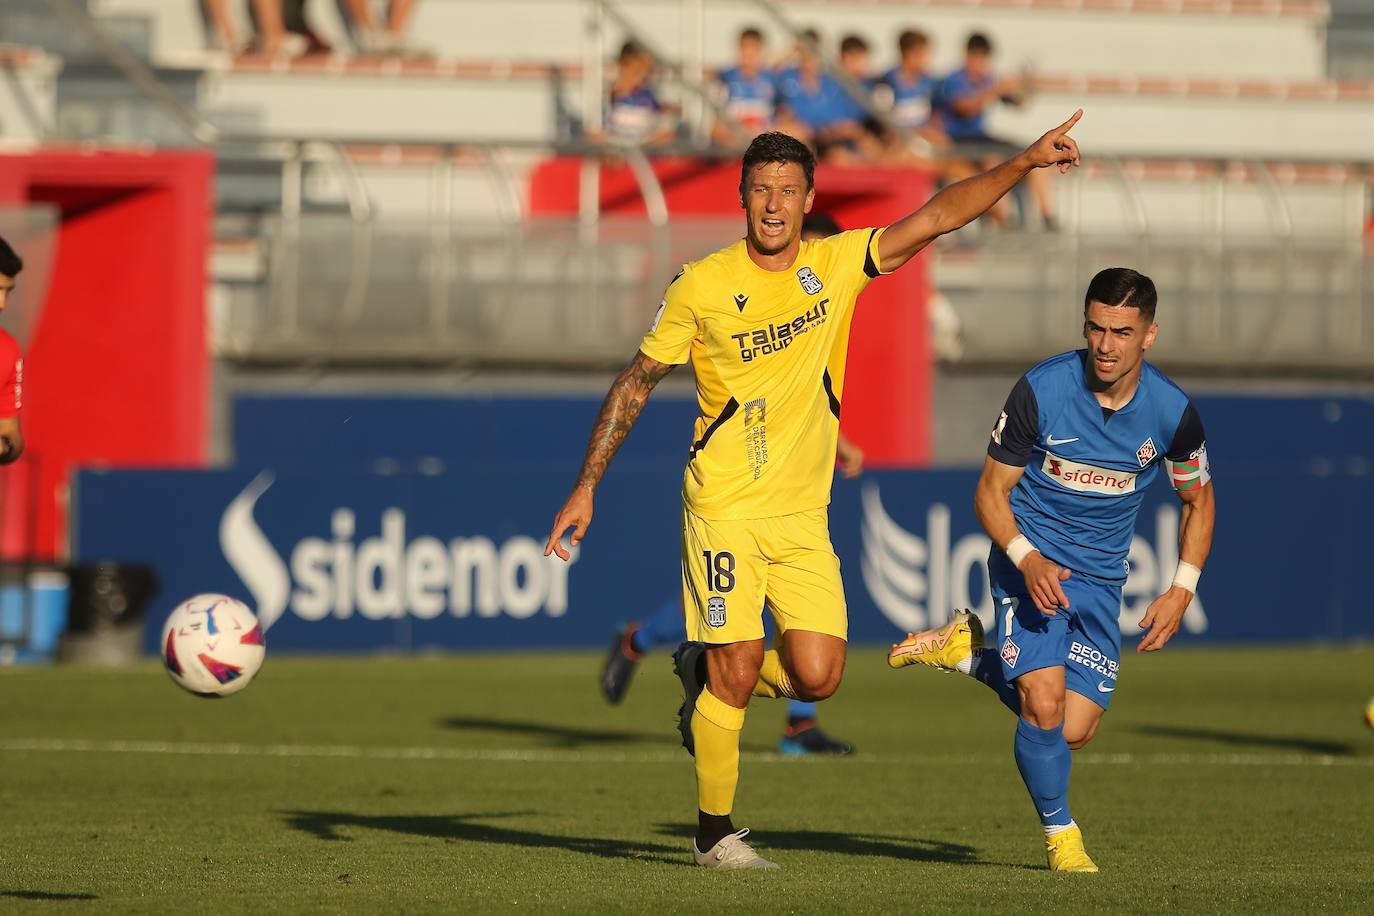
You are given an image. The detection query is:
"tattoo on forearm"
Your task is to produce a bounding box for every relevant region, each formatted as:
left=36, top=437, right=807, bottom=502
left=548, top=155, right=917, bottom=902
left=574, top=353, right=673, bottom=491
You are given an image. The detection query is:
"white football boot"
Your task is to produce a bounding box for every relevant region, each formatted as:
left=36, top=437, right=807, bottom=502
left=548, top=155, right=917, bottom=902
left=692, top=829, right=779, bottom=870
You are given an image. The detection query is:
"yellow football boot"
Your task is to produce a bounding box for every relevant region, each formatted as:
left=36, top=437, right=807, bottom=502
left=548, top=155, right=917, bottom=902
left=887, top=609, right=984, bottom=672
left=1045, top=826, right=1099, bottom=873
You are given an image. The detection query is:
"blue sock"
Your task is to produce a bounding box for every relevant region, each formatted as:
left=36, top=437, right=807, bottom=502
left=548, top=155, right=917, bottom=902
left=972, top=649, right=1022, bottom=715
left=631, top=596, right=688, bottom=654
left=1013, top=718, right=1073, bottom=828
left=787, top=700, right=817, bottom=721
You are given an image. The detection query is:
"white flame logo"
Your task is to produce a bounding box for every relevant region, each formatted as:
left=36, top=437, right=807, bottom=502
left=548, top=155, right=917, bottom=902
left=860, top=482, right=929, bottom=632
left=219, top=472, right=291, bottom=630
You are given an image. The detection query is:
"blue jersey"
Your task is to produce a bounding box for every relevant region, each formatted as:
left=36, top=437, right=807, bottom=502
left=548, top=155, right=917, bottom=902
left=777, top=67, right=848, bottom=131
left=878, top=67, right=935, bottom=130
left=988, top=350, right=1211, bottom=584
left=607, top=82, right=664, bottom=142
left=717, top=66, right=778, bottom=130
left=937, top=67, right=996, bottom=140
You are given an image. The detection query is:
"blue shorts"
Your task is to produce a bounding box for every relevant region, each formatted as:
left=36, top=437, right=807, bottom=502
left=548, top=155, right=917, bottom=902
left=988, top=549, right=1122, bottom=710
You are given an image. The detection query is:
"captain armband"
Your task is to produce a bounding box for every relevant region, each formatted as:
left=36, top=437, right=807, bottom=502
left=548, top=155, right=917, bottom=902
left=1168, top=442, right=1211, bottom=491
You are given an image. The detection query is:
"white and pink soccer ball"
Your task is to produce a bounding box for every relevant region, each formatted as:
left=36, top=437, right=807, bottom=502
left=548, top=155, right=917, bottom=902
left=161, top=594, right=266, bottom=697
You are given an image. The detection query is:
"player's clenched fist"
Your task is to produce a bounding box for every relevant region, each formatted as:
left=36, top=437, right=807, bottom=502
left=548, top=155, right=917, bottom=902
left=1018, top=551, right=1072, bottom=615
left=545, top=486, right=593, bottom=562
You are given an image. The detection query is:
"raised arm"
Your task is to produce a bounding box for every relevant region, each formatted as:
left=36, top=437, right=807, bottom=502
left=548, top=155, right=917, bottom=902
left=875, top=109, right=1082, bottom=273
left=544, top=350, right=676, bottom=561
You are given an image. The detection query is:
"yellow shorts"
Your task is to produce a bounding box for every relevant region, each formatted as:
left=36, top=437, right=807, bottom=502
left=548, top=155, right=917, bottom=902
left=681, top=506, right=847, bottom=645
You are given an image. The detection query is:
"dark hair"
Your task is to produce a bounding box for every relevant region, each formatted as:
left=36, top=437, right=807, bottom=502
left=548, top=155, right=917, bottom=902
left=966, top=32, right=993, bottom=55
left=739, top=131, right=816, bottom=199
left=798, top=27, right=821, bottom=48
left=802, top=211, right=842, bottom=237
left=0, top=237, right=21, bottom=279
left=839, top=34, right=869, bottom=56
left=739, top=27, right=763, bottom=44
left=1084, top=268, right=1157, bottom=322
left=898, top=30, right=929, bottom=54
left=618, top=40, right=647, bottom=64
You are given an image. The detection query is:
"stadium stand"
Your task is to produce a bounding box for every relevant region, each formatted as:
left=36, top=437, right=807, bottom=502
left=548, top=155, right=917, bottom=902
left=2, top=0, right=1369, bottom=373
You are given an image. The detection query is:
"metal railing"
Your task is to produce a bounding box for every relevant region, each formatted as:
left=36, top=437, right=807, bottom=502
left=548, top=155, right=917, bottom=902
left=26, top=0, right=1374, bottom=373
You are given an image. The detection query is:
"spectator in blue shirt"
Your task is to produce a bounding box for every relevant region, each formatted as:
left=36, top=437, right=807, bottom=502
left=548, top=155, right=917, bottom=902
left=604, top=40, right=678, bottom=148
left=877, top=30, right=941, bottom=141
left=777, top=30, right=880, bottom=162
left=713, top=27, right=778, bottom=144
left=939, top=33, right=1057, bottom=228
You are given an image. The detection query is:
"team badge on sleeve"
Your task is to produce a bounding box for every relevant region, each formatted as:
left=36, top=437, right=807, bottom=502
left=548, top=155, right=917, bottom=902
left=1169, top=443, right=1212, bottom=491
left=992, top=411, right=1008, bottom=446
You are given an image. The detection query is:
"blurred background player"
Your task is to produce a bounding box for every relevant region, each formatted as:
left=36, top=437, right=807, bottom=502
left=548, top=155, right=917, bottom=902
left=712, top=27, right=779, bottom=143
left=0, top=237, right=27, bottom=466
left=876, top=30, right=938, bottom=143
left=600, top=215, right=862, bottom=757
left=338, top=0, right=421, bottom=56
left=889, top=268, right=1215, bottom=872
left=938, top=33, right=1056, bottom=229
left=776, top=30, right=871, bottom=163
left=602, top=40, right=678, bottom=148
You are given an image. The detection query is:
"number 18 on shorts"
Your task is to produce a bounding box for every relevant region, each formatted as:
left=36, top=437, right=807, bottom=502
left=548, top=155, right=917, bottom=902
left=681, top=507, right=848, bottom=645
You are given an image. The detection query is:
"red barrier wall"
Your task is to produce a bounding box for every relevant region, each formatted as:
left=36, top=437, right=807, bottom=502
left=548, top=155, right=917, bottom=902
left=0, top=150, right=213, bottom=559
left=529, top=158, right=934, bottom=467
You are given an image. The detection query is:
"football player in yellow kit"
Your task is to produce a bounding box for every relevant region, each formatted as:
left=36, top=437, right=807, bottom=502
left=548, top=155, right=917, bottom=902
left=546, top=111, right=1083, bottom=869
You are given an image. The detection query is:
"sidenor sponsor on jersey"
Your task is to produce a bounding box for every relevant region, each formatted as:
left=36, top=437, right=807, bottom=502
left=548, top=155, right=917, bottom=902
left=731, top=299, right=828, bottom=362
left=1042, top=454, right=1138, bottom=494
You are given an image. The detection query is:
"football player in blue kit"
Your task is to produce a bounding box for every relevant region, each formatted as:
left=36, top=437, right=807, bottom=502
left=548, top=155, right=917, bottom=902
left=888, top=267, right=1216, bottom=872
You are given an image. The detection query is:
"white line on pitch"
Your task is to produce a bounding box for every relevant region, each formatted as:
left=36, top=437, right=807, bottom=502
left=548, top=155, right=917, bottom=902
left=0, top=738, right=1369, bottom=768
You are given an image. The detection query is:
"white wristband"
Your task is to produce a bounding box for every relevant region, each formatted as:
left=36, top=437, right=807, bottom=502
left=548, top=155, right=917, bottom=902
left=1005, top=535, right=1036, bottom=568
left=1172, top=561, right=1201, bottom=594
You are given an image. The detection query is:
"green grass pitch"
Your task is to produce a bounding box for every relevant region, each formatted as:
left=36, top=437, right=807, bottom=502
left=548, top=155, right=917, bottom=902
left=0, top=645, right=1371, bottom=913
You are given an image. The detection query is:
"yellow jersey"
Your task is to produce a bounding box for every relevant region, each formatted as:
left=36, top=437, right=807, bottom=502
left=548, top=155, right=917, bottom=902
left=639, top=228, right=886, bottom=520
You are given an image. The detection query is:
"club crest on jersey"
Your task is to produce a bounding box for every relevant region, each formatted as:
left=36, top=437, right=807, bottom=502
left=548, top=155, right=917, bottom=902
left=707, top=596, right=727, bottom=628
left=1136, top=437, right=1158, bottom=467
left=1001, top=637, right=1020, bottom=668
left=796, top=266, right=823, bottom=295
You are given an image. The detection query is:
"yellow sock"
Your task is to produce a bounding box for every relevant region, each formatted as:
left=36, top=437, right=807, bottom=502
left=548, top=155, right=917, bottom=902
left=751, top=649, right=798, bottom=699
left=693, top=688, right=746, bottom=816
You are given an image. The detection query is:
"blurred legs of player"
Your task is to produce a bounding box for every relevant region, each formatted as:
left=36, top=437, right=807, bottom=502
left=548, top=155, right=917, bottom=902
left=600, top=596, right=854, bottom=755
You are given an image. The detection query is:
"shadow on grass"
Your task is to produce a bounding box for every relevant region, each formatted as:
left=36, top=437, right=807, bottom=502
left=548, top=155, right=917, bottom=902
left=1134, top=724, right=1353, bottom=756
left=655, top=823, right=982, bottom=865
left=281, top=810, right=686, bottom=866
left=438, top=715, right=671, bottom=748
left=0, top=891, right=97, bottom=901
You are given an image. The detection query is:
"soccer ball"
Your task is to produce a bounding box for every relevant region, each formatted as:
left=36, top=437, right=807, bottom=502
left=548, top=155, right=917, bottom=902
left=161, top=594, right=266, bottom=697
left=1365, top=696, right=1374, bottom=732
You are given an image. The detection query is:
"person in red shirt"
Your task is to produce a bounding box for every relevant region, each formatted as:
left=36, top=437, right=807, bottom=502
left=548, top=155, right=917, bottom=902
left=0, top=236, right=26, bottom=464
